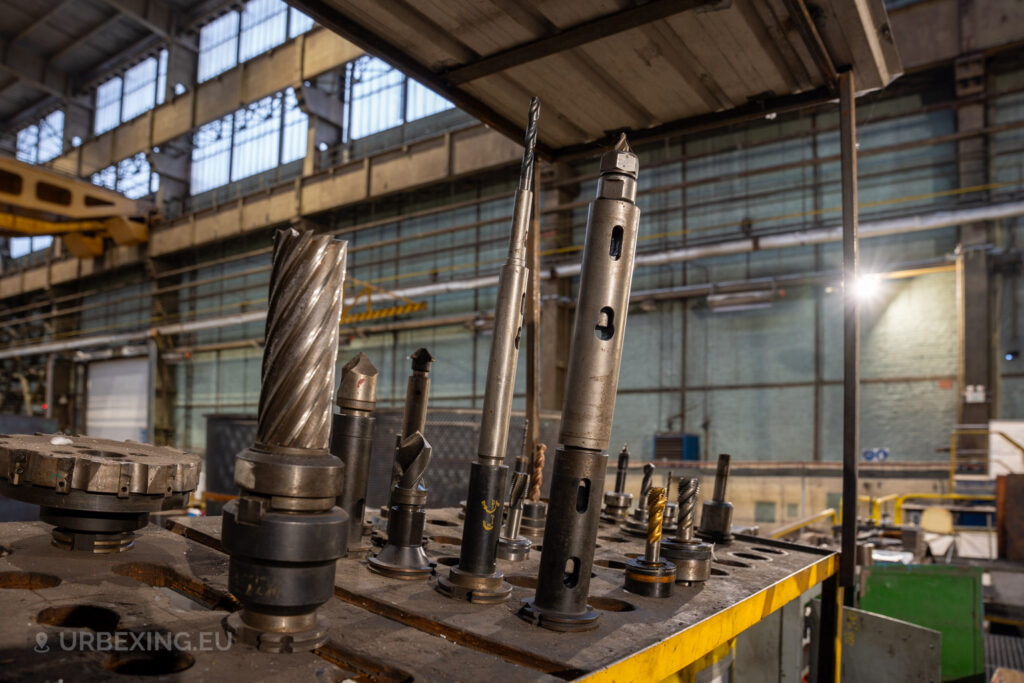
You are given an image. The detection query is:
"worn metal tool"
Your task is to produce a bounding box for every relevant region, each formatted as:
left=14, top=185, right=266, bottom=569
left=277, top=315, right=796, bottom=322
left=221, top=228, right=348, bottom=653
left=438, top=98, right=540, bottom=604
left=623, top=462, right=655, bottom=536
left=624, top=487, right=677, bottom=597
left=331, top=352, right=378, bottom=554
left=369, top=349, right=435, bottom=579
left=497, top=471, right=531, bottom=561
left=602, top=445, right=633, bottom=522
left=0, top=434, right=200, bottom=553
left=520, top=133, right=641, bottom=631
left=521, top=443, right=547, bottom=540
left=697, top=453, right=734, bottom=543
left=662, top=476, right=712, bottom=584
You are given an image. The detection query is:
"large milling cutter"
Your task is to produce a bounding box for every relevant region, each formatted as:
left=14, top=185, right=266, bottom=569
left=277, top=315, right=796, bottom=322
left=221, top=228, right=348, bottom=653
left=662, top=476, right=712, bottom=584
left=520, top=134, right=641, bottom=631
left=437, top=98, right=540, bottom=604
left=368, top=349, right=435, bottom=579
left=331, top=352, right=378, bottom=554
left=0, top=434, right=200, bottom=552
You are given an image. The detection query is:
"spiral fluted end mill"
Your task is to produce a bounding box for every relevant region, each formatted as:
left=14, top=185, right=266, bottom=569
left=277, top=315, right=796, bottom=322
left=521, top=134, right=642, bottom=630
left=622, top=461, right=655, bottom=536
left=697, top=453, right=735, bottom=543
left=498, top=471, right=531, bottom=561
left=441, top=98, right=540, bottom=604
left=371, top=351, right=436, bottom=579
left=602, top=444, right=633, bottom=521
left=624, top=486, right=676, bottom=597
left=676, top=477, right=699, bottom=542
left=257, top=228, right=346, bottom=452
left=223, top=228, right=349, bottom=653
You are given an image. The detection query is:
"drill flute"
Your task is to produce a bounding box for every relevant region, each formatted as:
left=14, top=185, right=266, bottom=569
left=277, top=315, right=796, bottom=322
left=439, top=98, right=540, bottom=604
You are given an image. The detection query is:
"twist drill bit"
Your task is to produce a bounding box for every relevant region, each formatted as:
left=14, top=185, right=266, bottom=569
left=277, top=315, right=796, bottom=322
left=602, top=444, right=633, bottom=522
left=529, top=443, right=546, bottom=503
left=640, top=463, right=654, bottom=507
left=521, top=443, right=548, bottom=540
left=222, top=228, right=348, bottom=653
left=370, top=351, right=435, bottom=579
left=497, top=471, right=531, bottom=561
left=624, top=486, right=676, bottom=597
left=331, top=352, right=378, bottom=553
left=440, top=98, right=540, bottom=604
left=520, top=133, right=642, bottom=630
left=697, top=453, right=734, bottom=543
left=662, top=476, right=712, bottom=584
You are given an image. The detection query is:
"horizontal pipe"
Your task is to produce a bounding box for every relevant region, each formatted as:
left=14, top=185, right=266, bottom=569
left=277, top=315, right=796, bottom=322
left=3, top=201, right=1023, bottom=360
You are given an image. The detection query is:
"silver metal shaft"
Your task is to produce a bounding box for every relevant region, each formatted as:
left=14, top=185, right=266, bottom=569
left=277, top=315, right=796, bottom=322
left=639, top=463, right=654, bottom=510
left=476, top=97, right=540, bottom=466
left=401, top=348, right=434, bottom=440
left=504, top=471, right=529, bottom=538
left=712, top=453, right=731, bottom=502
left=256, top=228, right=346, bottom=452
left=614, top=445, right=629, bottom=492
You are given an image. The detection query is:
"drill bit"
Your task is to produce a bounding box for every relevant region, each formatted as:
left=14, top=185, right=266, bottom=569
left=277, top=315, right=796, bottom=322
left=646, top=487, right=667, bottom=563
left=698, top=453, right=735, bottom=543
left=615, top=446, right=630, bottom=492
left=395, top=432, right=431, bottom=489
left=663, top=476, right=712, bottom=584
left=639, top=463, right=655, bottom=510
left=332, top=352, right=379, bottom=553
left=676, top=476, right=699, bottom=542
left=441, top=97, right=541, bottom=603
left=528, top=442, right=546, bottom=502
left=498, top=470, right=531, bottom=561
left=602, top=444, right=633, bottom=522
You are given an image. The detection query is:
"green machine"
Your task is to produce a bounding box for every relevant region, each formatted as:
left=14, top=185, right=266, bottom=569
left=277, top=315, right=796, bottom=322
left=860, top=564, right=985, bottom=682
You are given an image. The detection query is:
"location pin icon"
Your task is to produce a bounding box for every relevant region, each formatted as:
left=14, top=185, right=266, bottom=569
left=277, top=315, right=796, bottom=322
left=34, top=632, right=49, bottom=653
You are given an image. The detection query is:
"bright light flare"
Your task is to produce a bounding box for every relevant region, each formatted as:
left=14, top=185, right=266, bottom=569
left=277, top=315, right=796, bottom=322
left=854, top=273, right=882, bottom=301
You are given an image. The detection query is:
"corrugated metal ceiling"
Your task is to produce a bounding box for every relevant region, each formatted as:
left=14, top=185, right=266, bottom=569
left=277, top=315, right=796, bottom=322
left=293, top=0, right=903, bottom=157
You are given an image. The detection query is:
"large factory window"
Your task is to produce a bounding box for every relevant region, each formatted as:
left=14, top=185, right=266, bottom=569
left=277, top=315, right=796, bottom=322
left=94, top=51, right=169, bottom=134
left=345, top=56, right=453, bottom=140
left=189, top=88, right=308, bottom=194
left=90, top=153, right=159, bottom=200
left=15, top=110, right=64, bottom=164
left=7, top=236, right=53, bottom=259
left=197, top=1, right=314, bottom=83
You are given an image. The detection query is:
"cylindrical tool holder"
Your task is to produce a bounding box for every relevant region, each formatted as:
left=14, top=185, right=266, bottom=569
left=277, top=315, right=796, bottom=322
left=459, top=462, right=509, bottom=575
left=332, top=412, right=375, bottom=552
left=522, top=447, right=607, bottom=629
left=521, top=136, right=640, bottom=631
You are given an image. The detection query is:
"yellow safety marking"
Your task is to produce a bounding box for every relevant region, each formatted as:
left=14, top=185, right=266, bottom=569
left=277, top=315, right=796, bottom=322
left=578, top=553, right=838, bottom=683
left=481, top=499, right=500, bottom=531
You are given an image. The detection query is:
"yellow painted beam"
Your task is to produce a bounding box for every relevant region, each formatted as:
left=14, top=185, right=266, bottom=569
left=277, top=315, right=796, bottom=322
left=0, top=212, right=106, bottom=235
left=579, top=553, right=838, bottom=682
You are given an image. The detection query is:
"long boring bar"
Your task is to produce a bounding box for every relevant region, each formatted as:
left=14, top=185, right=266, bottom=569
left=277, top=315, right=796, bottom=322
left=331, top=352, right=378, bottom=554
left=222, top=228, right=348, bottom=652
left=520, top=133, right=642, bottom=631
left=437, top=98, right=540, bottom=604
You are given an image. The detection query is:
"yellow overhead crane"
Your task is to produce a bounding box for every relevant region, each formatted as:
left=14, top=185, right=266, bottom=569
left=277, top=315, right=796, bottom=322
left=0, top=156, right=149, bottom=258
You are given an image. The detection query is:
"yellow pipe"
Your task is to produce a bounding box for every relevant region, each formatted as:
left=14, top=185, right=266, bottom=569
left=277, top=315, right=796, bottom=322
left=893, top=493, right=995, bottom=525
left=871, top=494, right=900, bottom=523
left=770, top=508, right=838, bottom=539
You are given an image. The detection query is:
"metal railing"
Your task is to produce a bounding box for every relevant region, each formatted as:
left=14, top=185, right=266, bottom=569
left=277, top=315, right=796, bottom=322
left=949, top=427, right=1024, bottom=489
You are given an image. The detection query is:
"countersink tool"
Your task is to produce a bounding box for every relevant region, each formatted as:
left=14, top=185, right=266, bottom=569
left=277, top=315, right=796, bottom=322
left=624, top=487, right=677, bottom=597
left=438, top=98, right=540, bottom=604
left=497, top=471, right=531, bottom=561
left=697, top=453, right=734, bottom=543
left=661, top=477, right=712, bottom=584
left=369, top=349, right=435, bottom=579
left=331, top=352, right=378, bottom=553
left=623, top=462, right=655, bottom=536
left=601, top=445, right=633, bottom=522
left=222, top=228, right=348, bottom=653
left=520, top=133, right=642, bottom=631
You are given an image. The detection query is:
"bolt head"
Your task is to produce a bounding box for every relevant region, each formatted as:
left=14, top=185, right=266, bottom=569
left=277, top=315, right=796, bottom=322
left=600, top=150, right=638, bottom=176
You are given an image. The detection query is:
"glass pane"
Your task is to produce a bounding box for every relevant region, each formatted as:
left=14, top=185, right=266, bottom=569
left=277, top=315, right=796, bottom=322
left=122, top=57, right=158, bottom=122
left=94, top=77, right=123, bottom=134
left=406, top=79, right=452, bottom=122
left=281, top=87, right=308, bottom=164
left=348, top=56, right=403, bottom=139
left=231, top=94, right=281, bottom=181
left=288, top=7, right=315, bottom=37
left=156, top=49, right=168, bottom=105
left=9, top=237, right=32, bottom=259
left=239, top=0, right=287, bottom=63
left=191, top=114, right=233, bottom=194
left=91, top=165, right=117, bottom=191
left=198, top=11, right=239, bottom=83
left=16, top=125, right=38, bottom=164
left=117, top=153, right=154, bottom=199
left=37, top=110, right=64, bottom=162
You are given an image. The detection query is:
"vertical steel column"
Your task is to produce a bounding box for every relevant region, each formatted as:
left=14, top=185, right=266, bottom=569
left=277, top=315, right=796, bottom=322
left=839, top=70, right=859, bottom=608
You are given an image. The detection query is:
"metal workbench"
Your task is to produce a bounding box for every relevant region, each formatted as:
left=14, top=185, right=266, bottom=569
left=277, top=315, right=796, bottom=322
left=0, top=509, right=836, bottom=681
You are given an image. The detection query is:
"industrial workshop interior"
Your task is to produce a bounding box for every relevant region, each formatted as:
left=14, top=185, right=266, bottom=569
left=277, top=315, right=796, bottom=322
left=2, top=0, right=1024, bottom=680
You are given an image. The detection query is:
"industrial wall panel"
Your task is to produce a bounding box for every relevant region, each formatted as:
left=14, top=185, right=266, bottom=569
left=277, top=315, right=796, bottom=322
left=86, top=357, right=149, bottom=442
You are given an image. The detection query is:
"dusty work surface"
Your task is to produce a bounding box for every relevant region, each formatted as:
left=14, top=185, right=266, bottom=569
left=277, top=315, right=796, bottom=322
left=168, top=506, right=836, bottom=680
left=0, top=519, right=559, bottom=682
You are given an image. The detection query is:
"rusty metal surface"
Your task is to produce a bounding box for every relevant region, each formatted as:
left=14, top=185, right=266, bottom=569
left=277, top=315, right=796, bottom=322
left=170, top=508, right=835, bottom=680
left=0, top=520, right=560, bottom=682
